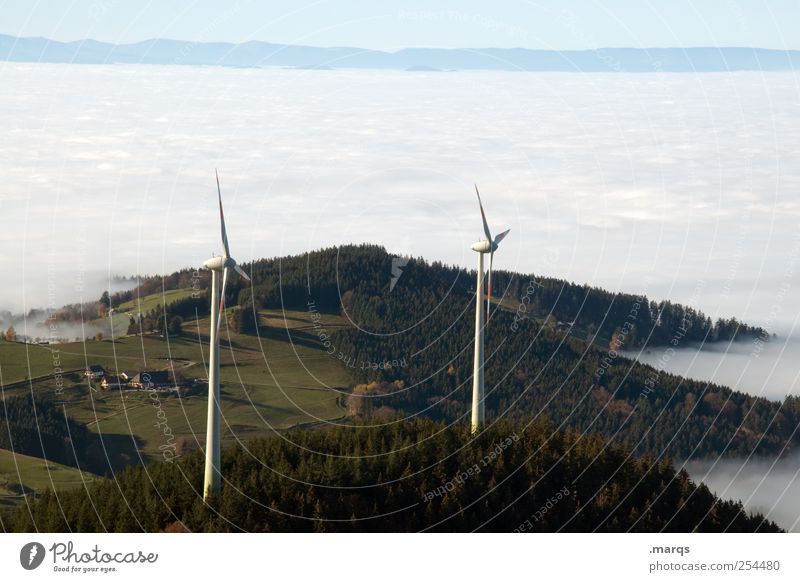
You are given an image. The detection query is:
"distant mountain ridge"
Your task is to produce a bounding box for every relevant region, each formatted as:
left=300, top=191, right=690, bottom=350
left=1, top=34, right=798, bottom=71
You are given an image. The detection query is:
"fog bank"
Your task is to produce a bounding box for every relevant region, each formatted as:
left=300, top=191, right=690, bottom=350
left=684, top=455, right=800, bottom=532
left=626, top=336, right=800, bottom=402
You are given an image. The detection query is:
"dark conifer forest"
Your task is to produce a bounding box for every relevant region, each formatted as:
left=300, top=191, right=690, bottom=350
left=3, top=421, right=781, bottom=533
left=0, top=395, right=90, bottom=469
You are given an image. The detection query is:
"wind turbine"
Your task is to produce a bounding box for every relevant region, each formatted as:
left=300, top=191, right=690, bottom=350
left=202, top=170, right=250, bottom=501
left=470, top=185, right=510, bottom=434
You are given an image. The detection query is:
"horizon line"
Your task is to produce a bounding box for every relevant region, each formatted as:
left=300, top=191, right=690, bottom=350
left=2, top=33, right=799, bottom=54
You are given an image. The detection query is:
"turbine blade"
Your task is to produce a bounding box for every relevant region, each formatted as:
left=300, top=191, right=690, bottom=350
left=216, top=169, right=231, bottom=258
left=475, top=184, right=492, bottom=242
left=494, top=228, right=511, bottom=245
left=217, top=266, right=229, bottom=335
left=234, top=264, right=251, bottom=282
left=486, top=250, right=494, bottom=324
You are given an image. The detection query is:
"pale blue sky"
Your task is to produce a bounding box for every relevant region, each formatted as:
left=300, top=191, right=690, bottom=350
left=1, top=0, right=798, bottom=49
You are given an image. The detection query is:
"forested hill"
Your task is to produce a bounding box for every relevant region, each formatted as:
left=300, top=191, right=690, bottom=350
left=3, top=420, right=781, bottom=533
left=129, top=244, right=766, bottom=350
left=118, top=244, right=794, bottom=461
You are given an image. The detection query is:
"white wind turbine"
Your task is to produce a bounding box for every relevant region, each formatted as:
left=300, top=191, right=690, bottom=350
left=470, top=185, right=510, bottom=434
left=202, top=170, right=250, bottom=501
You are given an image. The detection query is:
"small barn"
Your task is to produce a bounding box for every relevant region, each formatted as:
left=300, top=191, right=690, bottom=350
left=129, top=371, right=171, bottom=390
left=100, top=375, right=129, bottom=390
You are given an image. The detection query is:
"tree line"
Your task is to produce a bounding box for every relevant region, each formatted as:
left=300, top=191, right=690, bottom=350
left=2, top=419, right=780, bottom=533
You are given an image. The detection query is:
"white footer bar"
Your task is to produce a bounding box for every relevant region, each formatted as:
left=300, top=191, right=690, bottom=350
left=1, top=533, right=796, bottom=580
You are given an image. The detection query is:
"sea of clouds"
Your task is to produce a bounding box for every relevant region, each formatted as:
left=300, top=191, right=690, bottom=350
left=2, top=63, right=800, bottom=530
left=1, top=64, right=799, bottom=326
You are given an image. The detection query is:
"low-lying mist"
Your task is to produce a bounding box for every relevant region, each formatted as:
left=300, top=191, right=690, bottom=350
left=629, top=335, right=800, bottom=532
left=625, top=335, right=800, bottom=402
left=0, top=273, right=139, bottom=342
left=683, top=455, right=800, bottom=532
left=0, top=270, right=139, bottom=315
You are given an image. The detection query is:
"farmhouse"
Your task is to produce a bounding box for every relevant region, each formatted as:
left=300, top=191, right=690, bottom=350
left=83, top=365, right=106, bottom=379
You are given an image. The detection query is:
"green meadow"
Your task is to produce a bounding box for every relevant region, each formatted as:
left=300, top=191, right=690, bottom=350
left=0, top=448, right=99, bottom=507
left=1, top=299, right=355, bottom=496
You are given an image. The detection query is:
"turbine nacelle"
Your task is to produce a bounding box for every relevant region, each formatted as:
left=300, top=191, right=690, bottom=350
left=471, top=239, right=493, bottom=253
left=202, top=256, right=236, bottom=271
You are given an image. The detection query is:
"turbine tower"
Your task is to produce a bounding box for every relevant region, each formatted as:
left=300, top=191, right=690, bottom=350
left=470, top=185, right=510, bottom=434
left=202, top=170, right=250, bottom=501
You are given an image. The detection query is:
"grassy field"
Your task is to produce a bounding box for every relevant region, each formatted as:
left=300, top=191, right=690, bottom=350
left=2, top=306, right=354, bottom=469
left=105, top=288, right=198, bottom=337
left=0, top=342, right=73, bottom=384
left=0, top=448, right=99, bottom=508
left=258, top=308, right=348, bottom=329
left=117, top=288, right=196, bottom=314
